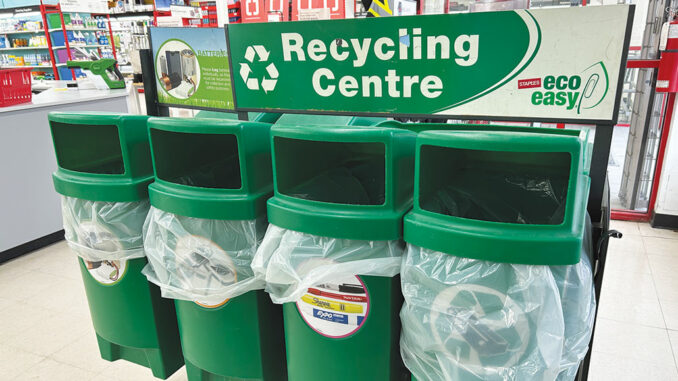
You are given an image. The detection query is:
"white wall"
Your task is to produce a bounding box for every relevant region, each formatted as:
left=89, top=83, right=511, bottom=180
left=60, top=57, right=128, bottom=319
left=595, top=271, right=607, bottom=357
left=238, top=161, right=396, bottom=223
left=589, top=0, right=649, bottom=48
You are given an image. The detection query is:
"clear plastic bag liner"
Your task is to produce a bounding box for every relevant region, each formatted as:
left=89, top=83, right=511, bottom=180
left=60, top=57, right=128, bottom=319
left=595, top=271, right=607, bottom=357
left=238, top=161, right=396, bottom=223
left=142, top=207, right=266, bottom=305
left=552, top=216, right=596, bottom=381
left=252, top=224, right=403, bottom=304
left=400, top=245, right=565, bottom=381
left=423, top=173, right=567, bottom=225
left=61, top=196, right=149, bottom=262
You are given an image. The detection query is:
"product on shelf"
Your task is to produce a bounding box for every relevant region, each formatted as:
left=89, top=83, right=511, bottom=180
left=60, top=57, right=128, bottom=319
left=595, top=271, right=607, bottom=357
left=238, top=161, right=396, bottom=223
left=0, top=20, right=43, bottom=34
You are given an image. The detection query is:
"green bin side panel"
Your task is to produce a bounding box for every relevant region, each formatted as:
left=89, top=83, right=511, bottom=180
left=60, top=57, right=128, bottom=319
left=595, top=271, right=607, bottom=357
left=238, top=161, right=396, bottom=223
left=78, top=258, right=184, bottom=379
left=283, top=276, right=408, bottom=381
left=175, top=290, right=287, bottom=381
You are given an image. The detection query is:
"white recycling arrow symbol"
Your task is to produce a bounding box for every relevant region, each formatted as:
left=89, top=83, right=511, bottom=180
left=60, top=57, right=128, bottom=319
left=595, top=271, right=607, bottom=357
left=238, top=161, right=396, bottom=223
left=240, top=45, right=277, bottom=93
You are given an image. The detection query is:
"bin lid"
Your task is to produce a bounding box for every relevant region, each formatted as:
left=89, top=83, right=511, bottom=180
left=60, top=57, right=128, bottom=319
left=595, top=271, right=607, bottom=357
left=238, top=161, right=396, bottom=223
left=194, top=110, right=281, bottom=124
left=404, top=129, right=590, bottom=265
left=49, top=112, right=153, bottom=202
left=378, top=120, right=592, bottom=175
left=268, top=121, right=416, bottom=241
left=147, top=116, right=272, bottom=220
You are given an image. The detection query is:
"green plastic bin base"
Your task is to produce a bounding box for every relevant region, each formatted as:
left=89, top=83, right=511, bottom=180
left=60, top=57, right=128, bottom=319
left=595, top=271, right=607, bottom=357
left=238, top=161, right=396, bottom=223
left=175, top=290, right=287, bottom=381
left=79, top=258, right=184, bottom=379
left=282, top=275, right=408, bottom=381
left=95, top=334, right=179, bottom=378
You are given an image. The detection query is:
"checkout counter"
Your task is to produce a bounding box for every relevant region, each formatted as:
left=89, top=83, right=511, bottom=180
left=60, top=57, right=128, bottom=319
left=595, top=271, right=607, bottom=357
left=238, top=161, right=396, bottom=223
left=0, top=82, right=131, bottom=261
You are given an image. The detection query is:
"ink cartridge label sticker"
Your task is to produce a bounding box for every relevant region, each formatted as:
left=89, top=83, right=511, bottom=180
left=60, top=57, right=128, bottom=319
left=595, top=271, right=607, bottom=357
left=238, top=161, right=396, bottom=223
left=85, top=259, right=127, bottom=285
left=296, top=275, right=369, bottom=338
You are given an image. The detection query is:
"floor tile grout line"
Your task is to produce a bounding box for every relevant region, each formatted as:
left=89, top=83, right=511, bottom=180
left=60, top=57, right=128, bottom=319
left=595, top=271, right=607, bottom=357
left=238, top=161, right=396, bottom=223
left=595, top=315, right=668, bottom=330
left=47, top=345, right=105, bottom=374
left=593, top=347, right=678, bottom=369
left=590, top=349, right=678, bottom=367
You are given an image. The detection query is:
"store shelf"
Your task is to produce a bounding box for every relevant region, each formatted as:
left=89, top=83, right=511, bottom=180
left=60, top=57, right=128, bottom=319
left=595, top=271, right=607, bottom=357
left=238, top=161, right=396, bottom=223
left=49, top=27, right=110, bottom=33
left=53, top=44, right=110, bottom=50
left=62, top=28, right=110, bottom=32
left=0, top=46, right=49, bottom=51
left=0, top=65, right=53, bottom=69
left=109, top=10, right=155, bottom=17
left=0, top=30, right=44, bottom=35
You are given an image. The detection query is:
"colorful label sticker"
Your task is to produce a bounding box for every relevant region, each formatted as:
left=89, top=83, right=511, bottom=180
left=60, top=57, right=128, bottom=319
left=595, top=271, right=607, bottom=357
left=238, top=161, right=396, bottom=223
left=85, top=259, right=128, bottom=285
left=296, top=275, right=369, bottom=338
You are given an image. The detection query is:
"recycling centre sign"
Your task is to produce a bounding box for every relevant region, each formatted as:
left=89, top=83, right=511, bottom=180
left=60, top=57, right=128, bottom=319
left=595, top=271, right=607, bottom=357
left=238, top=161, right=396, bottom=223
left=227, top=5, right=633, bottom=122
left=149, top=5, right=633, bottom=122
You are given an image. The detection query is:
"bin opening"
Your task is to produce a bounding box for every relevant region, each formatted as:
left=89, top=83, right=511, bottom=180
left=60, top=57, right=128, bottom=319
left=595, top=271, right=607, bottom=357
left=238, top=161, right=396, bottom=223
left=151, top=129, right=242, bottom=189
left=274, top=137, right=386, bottom=205
left=51, top=122, right=125, bottom=174
left=419, top=146, right=571, bottom=225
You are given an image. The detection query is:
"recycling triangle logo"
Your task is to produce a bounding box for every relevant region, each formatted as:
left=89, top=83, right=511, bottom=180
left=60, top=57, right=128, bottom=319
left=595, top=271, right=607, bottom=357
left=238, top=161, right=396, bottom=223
left=240, top=45, right=278, bottom=93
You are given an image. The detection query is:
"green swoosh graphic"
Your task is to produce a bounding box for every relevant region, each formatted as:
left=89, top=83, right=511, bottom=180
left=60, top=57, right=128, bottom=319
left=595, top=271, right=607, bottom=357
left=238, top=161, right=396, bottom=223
left=434, top=9, right=542, bottom=113
left=582, top=61, right=609, bottom=110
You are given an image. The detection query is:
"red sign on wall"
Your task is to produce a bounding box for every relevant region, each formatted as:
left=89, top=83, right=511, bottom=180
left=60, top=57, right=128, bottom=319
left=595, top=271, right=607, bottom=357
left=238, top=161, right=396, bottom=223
left=291, top=0, right=345, bottom=20
left=267, top=0, right=290, bottom=21
left=241, top=0, right=268, bottom=22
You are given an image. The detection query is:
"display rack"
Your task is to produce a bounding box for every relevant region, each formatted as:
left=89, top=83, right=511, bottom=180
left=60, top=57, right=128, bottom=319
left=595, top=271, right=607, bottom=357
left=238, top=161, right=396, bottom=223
left=46, top=5, right=116, bottom=80
left=0, top=2, right=118, bottom=80
left=110, top=15, right=152, bottom=66
left=0, top=4, right=57, bottom=79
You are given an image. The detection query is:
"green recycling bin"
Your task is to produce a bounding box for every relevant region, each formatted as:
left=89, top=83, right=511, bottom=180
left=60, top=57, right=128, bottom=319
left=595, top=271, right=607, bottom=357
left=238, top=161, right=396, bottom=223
left=251, top=114, right=415, bottom=381
left=141, top=115, right=287, bottom=381
left=49, top=112, right=184, bottom=379
left=398, top=124, right=596, bottom=381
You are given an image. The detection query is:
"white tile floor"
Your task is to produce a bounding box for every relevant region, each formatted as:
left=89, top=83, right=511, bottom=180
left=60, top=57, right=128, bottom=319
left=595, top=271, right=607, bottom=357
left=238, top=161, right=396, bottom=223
left=589, top=220, right=678, bottom=381
left=0, top=220, right=676, bottom=380
left=0, top=244, right=188, bottom=381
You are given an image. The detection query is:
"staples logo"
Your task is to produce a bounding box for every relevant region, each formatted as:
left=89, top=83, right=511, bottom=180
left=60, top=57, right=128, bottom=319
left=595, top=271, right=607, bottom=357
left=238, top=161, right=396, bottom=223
left=518, top=78, right=541, bottom=89
left=528, top=62, right=609, bottom=113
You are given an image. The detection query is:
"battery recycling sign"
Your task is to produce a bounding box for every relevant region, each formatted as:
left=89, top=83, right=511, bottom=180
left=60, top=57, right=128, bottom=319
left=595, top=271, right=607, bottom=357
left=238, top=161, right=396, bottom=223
left=151, top=27, right=235, bottom=110
left=228, top=5, right=632, bottom=121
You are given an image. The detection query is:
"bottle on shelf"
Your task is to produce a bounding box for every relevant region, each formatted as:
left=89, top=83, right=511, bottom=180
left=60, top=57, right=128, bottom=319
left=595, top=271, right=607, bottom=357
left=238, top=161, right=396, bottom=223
left=72, top=14, right=82, bottom=28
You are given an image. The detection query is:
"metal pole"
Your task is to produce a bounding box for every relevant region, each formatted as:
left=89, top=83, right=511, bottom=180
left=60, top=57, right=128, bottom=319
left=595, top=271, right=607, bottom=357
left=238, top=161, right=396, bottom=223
left=237, top=111, right=249, bottom=121
left=140, top=49, right=168, bottom=117
left=588, top=124, right=614, bottom=223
